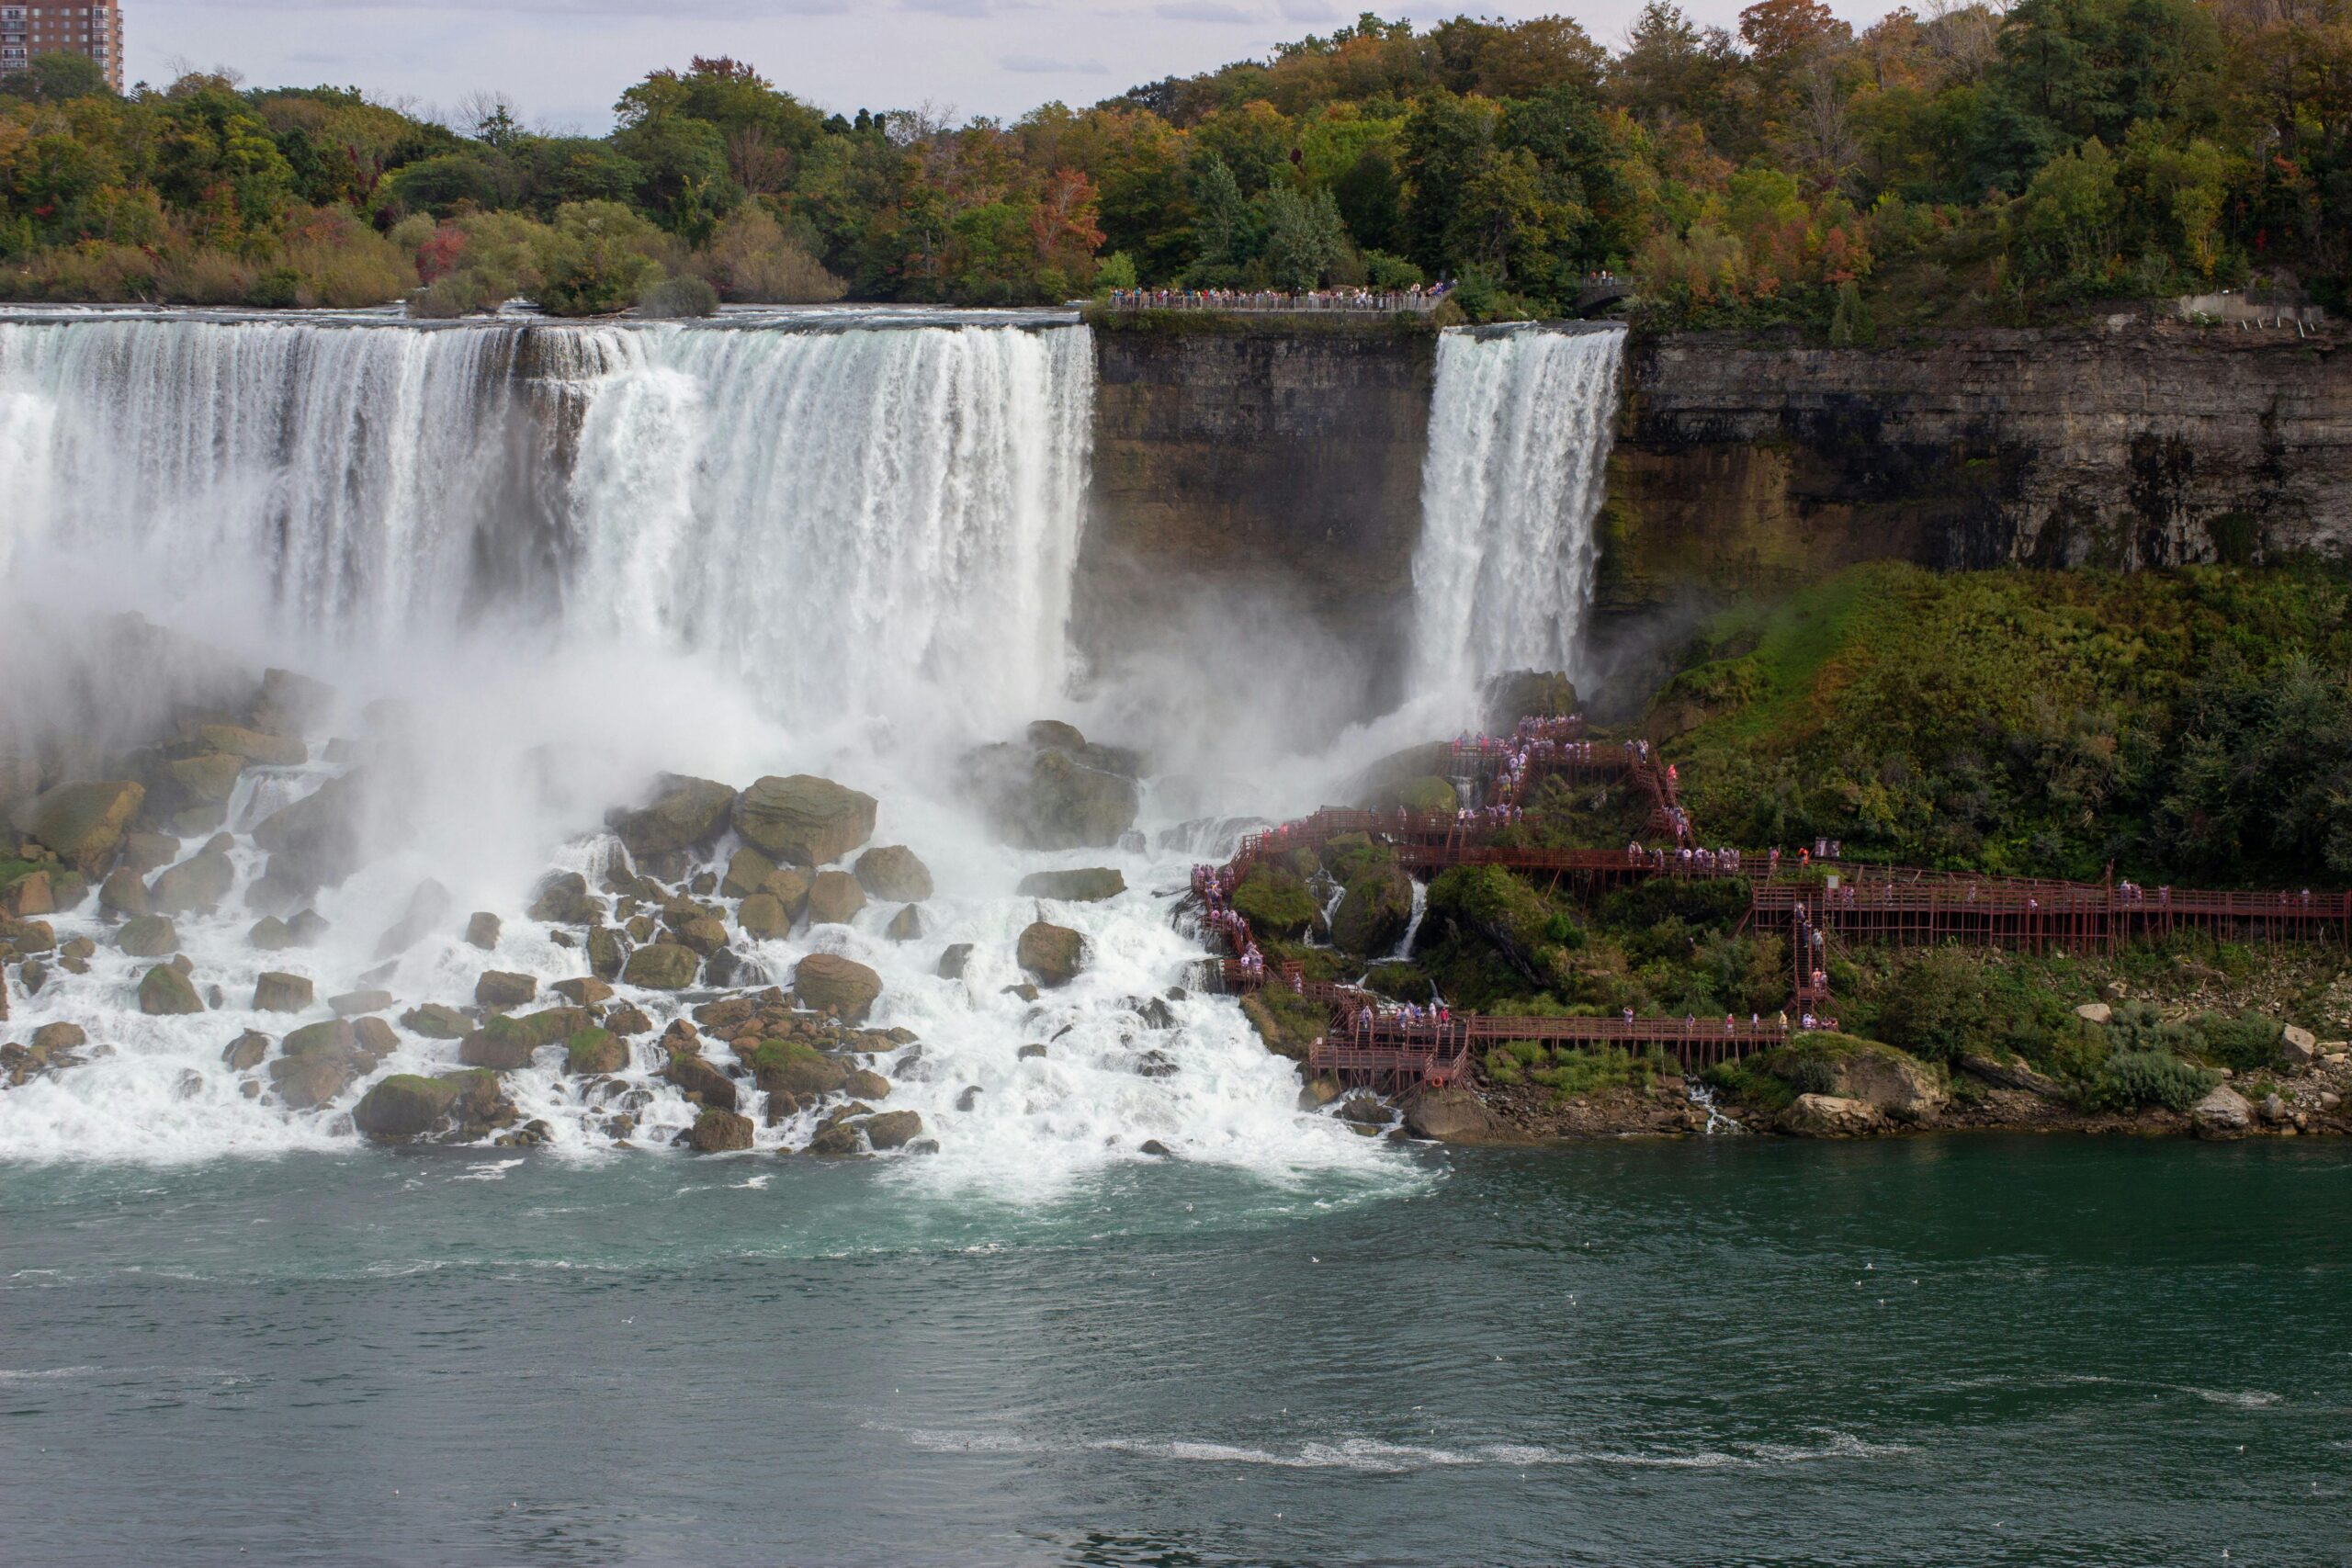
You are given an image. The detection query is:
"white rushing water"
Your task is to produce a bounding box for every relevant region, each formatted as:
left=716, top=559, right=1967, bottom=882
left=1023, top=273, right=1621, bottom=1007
left=1409, top=324, right=1626, bottom=700
left=0, top=309, right=1409, bottom=1196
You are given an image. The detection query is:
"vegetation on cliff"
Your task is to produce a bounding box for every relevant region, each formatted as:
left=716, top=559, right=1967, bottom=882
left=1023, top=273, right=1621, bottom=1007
left=5, top=3, right=2346, bottom=317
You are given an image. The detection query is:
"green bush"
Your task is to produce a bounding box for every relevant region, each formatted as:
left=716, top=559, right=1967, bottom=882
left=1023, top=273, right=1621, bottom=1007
left=2084, top=1050, right=2216, bottom=1112
left=638, top=273, right=719, bottom=318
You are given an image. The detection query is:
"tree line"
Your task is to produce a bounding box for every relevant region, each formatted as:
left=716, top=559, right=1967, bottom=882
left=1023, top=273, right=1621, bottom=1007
left=1, top=2, right=2346, bottom=324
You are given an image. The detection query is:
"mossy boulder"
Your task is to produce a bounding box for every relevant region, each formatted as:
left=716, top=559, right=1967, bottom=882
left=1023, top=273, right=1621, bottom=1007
left=565, top=1027, right=628, bottom=1076
left=750, top=1037, right=849, bottom=1096
left=138, top=962, right=204, bottom=1015
left=353, top=1075, right=460, bottom=1141
left=1331, top=862, right=1417, bottom=957
left=804, top=870, right=866, bottom=926
left=1233, top=866, right=1322, bottom=942
left=854, top=845, right=933, bottom=902
left=281, top=1019, right=356, bottom=1058
left=586, top=925, right=628, bottom=979
left=732, top=774, right=877, bottom=867
left=794, top=953, right=882, bottom=1023
left=608, top=774, right=736, bottom=860
left=118, top=914, right=180, bottom=959
left=457, top=1007, right=589, bottom=1070
left=162, top=751, right=246, bottom=809
left=12, top=780, right=144, bottom=872
left=1016, top=920, right=1086, bottom=987
left=1016, top=867, right=1126, bottom=902
left=963, top=732, right=1140, bottom=850
left=622, top=942, right=699, bottom=989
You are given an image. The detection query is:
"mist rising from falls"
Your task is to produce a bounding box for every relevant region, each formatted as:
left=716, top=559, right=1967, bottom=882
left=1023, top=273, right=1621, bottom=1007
left=0, top=313, right=1092, bottom=738
left=1409, top=324, right=1626, bottom=701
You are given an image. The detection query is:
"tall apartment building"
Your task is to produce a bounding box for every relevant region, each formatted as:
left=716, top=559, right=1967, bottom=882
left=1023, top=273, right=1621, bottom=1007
left=1, top=4, right=125, bottom=94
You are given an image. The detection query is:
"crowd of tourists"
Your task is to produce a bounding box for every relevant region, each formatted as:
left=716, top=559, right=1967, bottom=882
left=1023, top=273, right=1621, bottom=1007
left=1102, top=282, right=1451, bottom=313
left=1190, top=863, right=1265, bottom=980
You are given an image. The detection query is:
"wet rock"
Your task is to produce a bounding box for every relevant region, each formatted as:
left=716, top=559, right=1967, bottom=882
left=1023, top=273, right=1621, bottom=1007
left=253, top=971, right=315, bottom=1012
left=962, top=725, right=1140, bottom=850
left=1779, top=1093, right=1888, bottom=1138
left=282, top=1019, right=356, bottom=1057
left=147, top=845, right=235, bottom=917
left=854, top=845, right=933, bottom=902
left=353, top=1075, right=460, bottom=1142
left=117, top=914, right=179, bottom=958
left=661, top=1019, right=702, bottom=1055
left=401, top=1003, right=472, bottom=1039
left=937, top=943, right=974, bottom=980
left=100, top=868, right=153, bottom=919
left=1331, top=863, right=1415, bottom=957
left=1002, top=982, right=1039, bottom=1003
left=475, top=971, right=537, bottom=1010
left=733, top=774, right=877, bottom=868
left=287, top=910, right=331, bottom=947
left=794, top=953, right=883, bottom=1023
left=605, top=1003, right=653, bottom=1036
left=31, top=1021, right=85, bottom=1054
left=139, top=963, right=204, bottom=1015
left=1015, top=867, right=1125, bottom=902
left=527, top=871, right=602, bottom=926
left=687, top=1107, right=755, bottom=1152
left=738, top=893, right=790, bottom=942
left=119, top=831, right=180, bottom=876
left=552, top=977, right=613, bottom=1007
left=1402, top=1086, right=1507, bottom=1143
left=1138, top=997, right=1176, bottom=1030
left=956, top=1085, right=983, bottom=1111
left=246, top=914, right=292, bottom=951
left=368, top=879, right=451, bottom=964
left=609, top=774, right=737, bottom=861
left=332, top=988, right=394, bottom=1018
left=197, top=724, right=305, bottom=767
left=804, top=870, right=865, bottom=927
left=0, top=867, right=52, bottom=918
left=845, top=1066, right=892, bottom=1100
left=721, top=847, right=778, bottom=898
left=749, top=1039, right=848, bottom=1097
left=251, top=772, right=370, bottom=901
left=1016, top=921, right=1085, bottom=988
left=1139, top=1139, right=1172, bottom=1157
left=269, top=1052, right=352, bottom=1111
left=465, top=911, right=502, bottom=951
left=222, top=1031, right=270, bottom=1072
left=587, top=925, right=628, bottom=979
left=1134, top=1049, right=1178, bottom=1078
left=664, top=1050, right=740, bottom=1111
left=565, top=1027, right=628, bottom=1076
left=885, top=904, right=924, bottom=942
left=1017, top=1043, right=1047, bottom=1061
left=11, top=780, right=145, bottom=872
left=808, top=1122, right=864, bottom=1158
left=674, top=915, right=731, bottom=956
left=254, top=668, right=336, bottom=736
left=161, top=751, right=245, bottom=813
left=623, top=942, right=699, bottom=990
left=863, top=1110, right=922, bottom=1150
left=351, top=1017, right=398, bottom=1065
left=18, top=958, right=47, bottom=994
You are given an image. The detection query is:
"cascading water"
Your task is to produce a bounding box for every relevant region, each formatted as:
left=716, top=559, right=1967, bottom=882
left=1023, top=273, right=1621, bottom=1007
left=0, top=308, right=1401, bottom=1195
left=1408, top=323, right=1626, bottom=701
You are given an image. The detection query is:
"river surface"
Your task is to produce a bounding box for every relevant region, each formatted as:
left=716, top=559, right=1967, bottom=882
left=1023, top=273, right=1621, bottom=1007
left=5, top=1136, right=2346, bottom=1566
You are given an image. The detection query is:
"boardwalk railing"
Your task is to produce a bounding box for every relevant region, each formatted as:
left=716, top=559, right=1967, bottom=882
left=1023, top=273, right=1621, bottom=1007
left=1102, top=288, right=1445, bottom=314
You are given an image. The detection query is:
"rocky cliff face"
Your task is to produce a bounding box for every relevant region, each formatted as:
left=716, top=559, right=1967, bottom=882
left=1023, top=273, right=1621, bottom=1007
left=1599, top=323, right=2352, bottom=627
left=1078, top=318, right=1437, bottom=716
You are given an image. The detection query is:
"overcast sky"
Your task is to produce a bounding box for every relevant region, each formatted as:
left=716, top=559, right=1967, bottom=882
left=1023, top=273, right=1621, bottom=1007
left=130, top=0, right=1898, bottom=131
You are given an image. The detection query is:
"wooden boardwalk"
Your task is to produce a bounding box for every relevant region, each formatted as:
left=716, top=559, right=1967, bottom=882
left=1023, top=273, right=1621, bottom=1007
left=1197, top=714, right=2348, bottom=1089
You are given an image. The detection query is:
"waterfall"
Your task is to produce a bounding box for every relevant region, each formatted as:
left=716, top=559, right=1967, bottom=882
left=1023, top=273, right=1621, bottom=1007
left=1409, top=324, right=1626, bottom=700
left=0, top=312, right=1093, bottom=735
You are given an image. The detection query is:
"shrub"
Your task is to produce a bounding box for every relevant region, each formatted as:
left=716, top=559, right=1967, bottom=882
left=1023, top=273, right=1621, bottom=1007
left=639, top=273, right=719, bottom=318
left=701, top=207, right=847, bottom=302
left=2084, top=1050, right=2216, bottom=1112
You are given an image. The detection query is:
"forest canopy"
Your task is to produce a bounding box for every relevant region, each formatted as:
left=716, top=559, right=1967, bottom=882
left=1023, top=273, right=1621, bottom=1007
left=2, top=2, right=2346, bottom=323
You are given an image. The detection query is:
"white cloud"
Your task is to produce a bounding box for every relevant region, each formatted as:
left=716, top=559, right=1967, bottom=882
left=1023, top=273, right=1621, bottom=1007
left=1152, top=1, right=1260, bottom=22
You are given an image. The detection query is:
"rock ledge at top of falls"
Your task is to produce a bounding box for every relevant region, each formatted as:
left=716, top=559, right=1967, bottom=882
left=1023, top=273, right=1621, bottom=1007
left=961, top=721, right=1142, bottom=851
